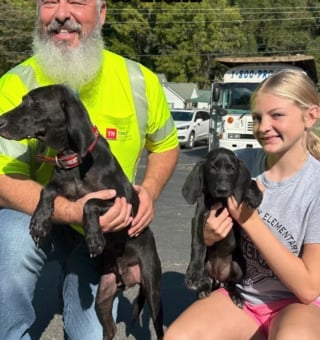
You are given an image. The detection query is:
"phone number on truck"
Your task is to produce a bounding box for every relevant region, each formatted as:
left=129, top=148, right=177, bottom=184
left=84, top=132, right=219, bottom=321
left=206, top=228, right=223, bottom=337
left=229, top=69, right=274, bottom=80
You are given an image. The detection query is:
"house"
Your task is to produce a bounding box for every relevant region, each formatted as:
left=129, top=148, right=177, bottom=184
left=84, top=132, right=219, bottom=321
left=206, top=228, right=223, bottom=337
left=158, top=74, right=210, bottom=109
left=190, top=89, right=211, bottom=109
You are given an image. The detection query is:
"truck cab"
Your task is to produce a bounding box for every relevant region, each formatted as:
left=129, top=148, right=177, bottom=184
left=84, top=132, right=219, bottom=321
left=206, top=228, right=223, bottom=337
left=211, top=55, right=318, bottom=151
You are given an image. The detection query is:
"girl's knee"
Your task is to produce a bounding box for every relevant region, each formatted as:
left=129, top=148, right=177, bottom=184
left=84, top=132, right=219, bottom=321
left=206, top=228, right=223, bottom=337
left=164, top=324, right=190, bottom=340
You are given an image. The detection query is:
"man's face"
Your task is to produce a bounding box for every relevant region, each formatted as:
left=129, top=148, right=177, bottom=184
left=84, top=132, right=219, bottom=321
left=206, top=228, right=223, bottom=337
left=38, top=0, right=106, bottom=48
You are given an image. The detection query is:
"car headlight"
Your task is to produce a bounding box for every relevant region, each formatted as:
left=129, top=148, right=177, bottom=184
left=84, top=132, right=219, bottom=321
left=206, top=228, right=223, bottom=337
left=177, top=125, right=190, bottom=130
left=228, top=133, right=241, bottom=139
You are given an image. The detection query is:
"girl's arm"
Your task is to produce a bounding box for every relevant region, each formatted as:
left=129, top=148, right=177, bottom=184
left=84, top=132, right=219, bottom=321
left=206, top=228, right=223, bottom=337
left=228, top=196, right=320, bottom=304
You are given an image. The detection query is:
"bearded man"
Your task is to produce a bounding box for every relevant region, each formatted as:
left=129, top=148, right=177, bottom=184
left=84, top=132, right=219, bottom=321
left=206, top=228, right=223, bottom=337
left=0, top=1, right=179, bottom=339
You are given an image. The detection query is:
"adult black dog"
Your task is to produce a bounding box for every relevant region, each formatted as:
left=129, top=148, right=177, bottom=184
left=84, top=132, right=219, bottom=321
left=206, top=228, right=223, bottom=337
left=0, top=84, right=163, bottom=340
left=182, top=147, right=262, bottom=306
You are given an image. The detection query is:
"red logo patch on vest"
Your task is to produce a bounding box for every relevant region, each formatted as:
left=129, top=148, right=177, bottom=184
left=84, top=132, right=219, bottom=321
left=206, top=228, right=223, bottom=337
left=106, top=128, right=117, bottom=140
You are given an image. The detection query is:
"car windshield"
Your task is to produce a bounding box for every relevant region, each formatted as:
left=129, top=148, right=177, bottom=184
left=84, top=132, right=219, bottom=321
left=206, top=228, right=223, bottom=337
left=171, top=110, right=193, bottom=121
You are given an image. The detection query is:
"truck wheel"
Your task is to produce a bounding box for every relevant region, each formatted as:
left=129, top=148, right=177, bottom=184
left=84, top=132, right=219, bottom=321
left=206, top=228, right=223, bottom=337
left=186, top=132, right=195, bottom=149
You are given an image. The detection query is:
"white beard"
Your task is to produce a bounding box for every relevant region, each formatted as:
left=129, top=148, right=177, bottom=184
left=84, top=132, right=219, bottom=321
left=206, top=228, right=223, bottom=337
left=32, top=24, right=105, bottom=91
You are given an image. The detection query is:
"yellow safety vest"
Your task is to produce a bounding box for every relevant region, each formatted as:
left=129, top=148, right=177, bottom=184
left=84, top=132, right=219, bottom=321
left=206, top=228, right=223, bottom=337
left=0, top=50, right=178, bottom=185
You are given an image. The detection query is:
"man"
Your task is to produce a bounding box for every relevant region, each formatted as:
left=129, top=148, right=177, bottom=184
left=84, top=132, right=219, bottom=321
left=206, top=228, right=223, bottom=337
left=0, top=1, right=179, bottom=339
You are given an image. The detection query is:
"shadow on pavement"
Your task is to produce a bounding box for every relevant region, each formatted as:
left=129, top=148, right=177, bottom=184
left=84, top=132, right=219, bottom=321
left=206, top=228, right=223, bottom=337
left=30, top=265, right=196, bottom=339
left=116, top=271, right=197, bottom=339
left=30, top=261, right=63, bottom=339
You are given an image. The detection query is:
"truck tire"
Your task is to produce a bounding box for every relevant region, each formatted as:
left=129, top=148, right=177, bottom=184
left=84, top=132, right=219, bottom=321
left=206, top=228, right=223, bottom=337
left=186, top=132, right=195, bottom=149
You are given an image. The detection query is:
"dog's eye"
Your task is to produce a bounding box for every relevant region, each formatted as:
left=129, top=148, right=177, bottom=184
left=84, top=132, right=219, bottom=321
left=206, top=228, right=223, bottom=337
left=225, top=164, right=235, bottom=172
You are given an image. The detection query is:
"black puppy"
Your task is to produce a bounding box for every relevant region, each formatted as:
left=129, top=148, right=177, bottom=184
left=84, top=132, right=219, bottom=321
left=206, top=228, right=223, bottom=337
left=0, top=84, right=163, bottom=340
left=182, top=147, right=262, bottom=306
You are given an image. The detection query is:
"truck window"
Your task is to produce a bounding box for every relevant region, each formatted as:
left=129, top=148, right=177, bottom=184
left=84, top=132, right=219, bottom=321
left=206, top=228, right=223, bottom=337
left=218, top=83, right=258, bottom=111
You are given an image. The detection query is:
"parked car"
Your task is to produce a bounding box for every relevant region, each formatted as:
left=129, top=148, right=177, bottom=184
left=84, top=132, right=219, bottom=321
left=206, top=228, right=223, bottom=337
left=171, top=109, right=210, bottom=149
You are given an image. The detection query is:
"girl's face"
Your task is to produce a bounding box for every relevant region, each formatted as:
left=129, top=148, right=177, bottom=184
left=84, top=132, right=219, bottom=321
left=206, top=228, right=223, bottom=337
left=252, top=93, right=308, bottom=155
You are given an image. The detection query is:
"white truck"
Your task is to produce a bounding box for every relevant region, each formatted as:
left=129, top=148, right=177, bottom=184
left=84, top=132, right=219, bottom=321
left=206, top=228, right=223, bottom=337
left=209, top=55, right=318, bottom=151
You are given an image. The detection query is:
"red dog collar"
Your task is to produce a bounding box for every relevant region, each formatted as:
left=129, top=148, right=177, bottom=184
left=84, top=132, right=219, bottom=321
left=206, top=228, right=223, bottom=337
left=36, top=126, right=99, bottom=169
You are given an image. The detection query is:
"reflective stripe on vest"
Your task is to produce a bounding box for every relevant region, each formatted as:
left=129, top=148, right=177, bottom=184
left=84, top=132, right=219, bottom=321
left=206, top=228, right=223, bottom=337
left=125, top=59, right=148, bottom=145
left=4, top=59, right=148, bottom=158
left=7, top=64, right=39, bottom=90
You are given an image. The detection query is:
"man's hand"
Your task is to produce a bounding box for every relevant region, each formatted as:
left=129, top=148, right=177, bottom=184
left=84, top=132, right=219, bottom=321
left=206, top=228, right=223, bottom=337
left=99, top=196, right=133, bottom=233
left=128, top=184, right=155, bottom=237
left=64, top=189, right=132, bottom=232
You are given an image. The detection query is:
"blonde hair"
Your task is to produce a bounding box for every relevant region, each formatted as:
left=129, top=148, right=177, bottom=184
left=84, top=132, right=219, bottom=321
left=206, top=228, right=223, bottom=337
left=251, top=69, right=320, bottom=159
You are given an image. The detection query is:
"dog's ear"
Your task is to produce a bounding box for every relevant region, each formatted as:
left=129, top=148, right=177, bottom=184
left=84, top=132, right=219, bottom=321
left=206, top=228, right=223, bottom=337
left=58, top=86, right=94, bottom=158
left=233, top=159, right=252, bottom=204
left=182, top=159, right=205, bottom=204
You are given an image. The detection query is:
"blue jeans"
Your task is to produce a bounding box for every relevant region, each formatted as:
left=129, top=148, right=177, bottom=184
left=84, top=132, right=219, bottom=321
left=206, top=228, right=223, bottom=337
left=0, top=209, right=118, bottom=340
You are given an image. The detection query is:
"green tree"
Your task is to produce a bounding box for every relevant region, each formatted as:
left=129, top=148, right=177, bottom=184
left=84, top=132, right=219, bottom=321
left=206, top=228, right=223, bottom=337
left=151, top=0, right=247, bottom=88
left=103, top=1, right=152, bottom=67
left=0, top=1, right=35, bottom=75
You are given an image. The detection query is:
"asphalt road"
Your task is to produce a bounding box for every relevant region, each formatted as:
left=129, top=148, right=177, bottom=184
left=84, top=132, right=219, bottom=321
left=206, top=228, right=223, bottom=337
left=30, top=145, right=208, bottom=340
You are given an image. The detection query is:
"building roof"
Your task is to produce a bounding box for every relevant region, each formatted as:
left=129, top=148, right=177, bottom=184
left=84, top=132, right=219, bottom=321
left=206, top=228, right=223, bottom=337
left=190, top=89, right=211, bottom=103
left=164, top=82, right=198, bottom=101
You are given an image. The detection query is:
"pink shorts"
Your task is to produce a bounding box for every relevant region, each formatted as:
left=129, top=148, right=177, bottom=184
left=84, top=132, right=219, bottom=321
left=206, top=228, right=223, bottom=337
left=218, top=288, right=320, bottom=337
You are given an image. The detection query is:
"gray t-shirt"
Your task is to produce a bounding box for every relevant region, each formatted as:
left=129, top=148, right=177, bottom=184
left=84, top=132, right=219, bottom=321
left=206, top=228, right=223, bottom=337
left=235, top=148, right=320, bottom=304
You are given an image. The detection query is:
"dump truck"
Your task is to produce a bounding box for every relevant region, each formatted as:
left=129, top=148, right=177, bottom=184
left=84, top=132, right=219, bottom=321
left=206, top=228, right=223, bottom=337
left=209, top=55, right=318, bottom=151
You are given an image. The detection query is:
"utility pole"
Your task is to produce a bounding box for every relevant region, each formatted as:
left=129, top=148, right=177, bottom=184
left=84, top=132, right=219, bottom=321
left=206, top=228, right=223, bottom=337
left=208, top=82, right=222, bottom=151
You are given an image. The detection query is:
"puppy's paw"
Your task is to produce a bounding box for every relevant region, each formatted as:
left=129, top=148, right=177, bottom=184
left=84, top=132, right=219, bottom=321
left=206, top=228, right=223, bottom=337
left=29, top=217, right=52, bottom=246
left=227, top=286, right=244, bottom=308
left=185, top=269, right=204, bottom=290
left=185, top=268, right=213, bottom=298
left=197, top=276, right=216, bottom=299
left=85, top=231, right=106, bottom=257
left=231, top=293, right=244, bottom=308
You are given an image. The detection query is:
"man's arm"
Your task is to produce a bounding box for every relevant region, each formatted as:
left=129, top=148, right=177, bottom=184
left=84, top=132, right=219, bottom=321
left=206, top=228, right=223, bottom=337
left=0, top=174, right=117, bottom=226
left=142, top=146, right=180, bottom=201
left=128, top=146, right=180, bottom=237
left=0, top=175, right=43, bottom=215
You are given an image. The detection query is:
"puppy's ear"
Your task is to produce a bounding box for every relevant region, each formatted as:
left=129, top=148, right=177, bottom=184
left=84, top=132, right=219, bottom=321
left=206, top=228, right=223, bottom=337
left=233, top=159, right=252, bottom=204
left=59, top=86, right=93, bottom=158
left=182, top=159, right=205, bottom=204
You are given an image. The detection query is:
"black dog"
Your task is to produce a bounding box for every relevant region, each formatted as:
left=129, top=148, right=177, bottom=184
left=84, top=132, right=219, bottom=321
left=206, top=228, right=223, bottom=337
left=0, top=84, right=163, bottom=340
left=182, top=147, right=262, bottom=306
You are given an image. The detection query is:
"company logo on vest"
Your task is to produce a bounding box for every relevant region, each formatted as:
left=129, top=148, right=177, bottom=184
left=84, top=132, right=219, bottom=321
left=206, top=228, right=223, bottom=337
left=106, top=128, right=117, bottom=140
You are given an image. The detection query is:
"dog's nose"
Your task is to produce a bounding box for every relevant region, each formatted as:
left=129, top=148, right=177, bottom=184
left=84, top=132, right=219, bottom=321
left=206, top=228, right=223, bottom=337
left=216, top=188, right=229, bottom=196
left=216, top=182, right=231, bottom=197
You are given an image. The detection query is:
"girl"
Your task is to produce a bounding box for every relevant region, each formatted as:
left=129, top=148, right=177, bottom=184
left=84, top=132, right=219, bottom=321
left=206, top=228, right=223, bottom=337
left=164, top=69, right=320, bottom=339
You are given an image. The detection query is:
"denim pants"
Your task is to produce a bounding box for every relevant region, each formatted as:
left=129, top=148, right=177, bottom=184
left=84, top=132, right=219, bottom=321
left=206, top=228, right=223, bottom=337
left=0, top=209, right=118, bottom=340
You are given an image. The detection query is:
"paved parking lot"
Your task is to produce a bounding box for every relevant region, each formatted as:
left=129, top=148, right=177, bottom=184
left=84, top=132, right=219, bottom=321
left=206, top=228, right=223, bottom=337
left=31, top=146, right=208, bottom=340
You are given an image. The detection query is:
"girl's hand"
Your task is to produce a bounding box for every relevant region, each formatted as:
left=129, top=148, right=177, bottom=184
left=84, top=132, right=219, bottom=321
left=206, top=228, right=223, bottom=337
left=204, top=202, right=233, bottom=246
left=227, top=196, right=260, bottom=228
left=227, top=179, right=264, bottom=227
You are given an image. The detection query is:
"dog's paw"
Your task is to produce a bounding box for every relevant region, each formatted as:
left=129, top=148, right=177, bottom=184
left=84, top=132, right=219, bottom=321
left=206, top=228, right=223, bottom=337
left=185, top=268, right=213, bottom=296
left=29, top=217, right=52, bottom=246
left=198, top=287, right=211, bottom=299
left=227, top=286, right=244, bottom=309
left=197, top=278, right=215, bottom=299
left=231, top=293, right=244, bottom=308
left=185, top=269, right=203, bottom=290
left=85, top=231, right=106, bottom=257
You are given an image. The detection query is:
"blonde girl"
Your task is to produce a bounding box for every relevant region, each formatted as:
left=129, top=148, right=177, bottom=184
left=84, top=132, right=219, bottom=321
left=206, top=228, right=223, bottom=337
left=165, top=69, right=320, bottom=340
